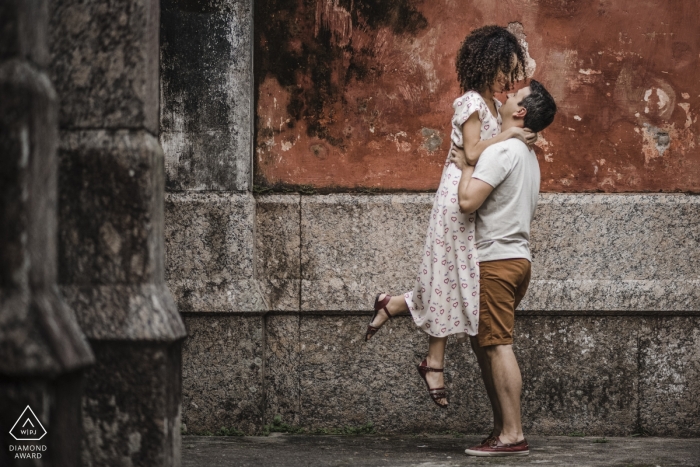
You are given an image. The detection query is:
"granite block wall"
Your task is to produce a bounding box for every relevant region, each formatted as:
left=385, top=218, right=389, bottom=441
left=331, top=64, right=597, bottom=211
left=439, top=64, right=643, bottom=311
left=295, top=193, right=700, bottom=313
left=639, top=317, right=700, bottom=436
left=168, top=193, right=700, bottom=436
left=300, top=194, right=427, bottom=311
left=81, top=342, right=182, bottom=466
left=164, top=192, right=266, bottom=313
left=177, top=312, right=700, bottom=436
left=50, top=0, right=160, bottom=133
left=256, top=195, right=301, bottom=311
left=180, top=315, right=263, bottom=435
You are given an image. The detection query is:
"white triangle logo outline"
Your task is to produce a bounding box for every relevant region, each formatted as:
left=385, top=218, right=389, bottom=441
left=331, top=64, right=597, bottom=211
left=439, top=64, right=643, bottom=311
left=9, top=405, right=47, bottom=441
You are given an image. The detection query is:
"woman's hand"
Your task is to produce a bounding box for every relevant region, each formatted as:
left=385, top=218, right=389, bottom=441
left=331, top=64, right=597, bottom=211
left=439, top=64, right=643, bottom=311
left=508, top=127, right=538, bottom=146
left=449, top=145, right=468, bottom=170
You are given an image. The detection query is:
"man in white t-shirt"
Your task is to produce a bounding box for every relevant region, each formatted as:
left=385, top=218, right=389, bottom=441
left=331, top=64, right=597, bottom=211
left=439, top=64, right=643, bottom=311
left=450, top=80, right=557, bottom=457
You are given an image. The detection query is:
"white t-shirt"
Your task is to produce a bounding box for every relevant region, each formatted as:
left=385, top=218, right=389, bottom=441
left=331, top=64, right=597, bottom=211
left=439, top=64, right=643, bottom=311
left=471, top=138, right=540, bottom=262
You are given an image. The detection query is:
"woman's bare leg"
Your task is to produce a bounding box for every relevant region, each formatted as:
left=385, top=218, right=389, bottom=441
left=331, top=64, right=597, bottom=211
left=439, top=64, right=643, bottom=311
left=425, top=335, right=448, bottom=406
left=369, top=294, right=448, bottom=406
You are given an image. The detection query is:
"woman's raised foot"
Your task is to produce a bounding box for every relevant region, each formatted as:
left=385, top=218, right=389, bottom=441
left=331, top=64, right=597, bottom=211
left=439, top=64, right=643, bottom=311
left=365, top=293, right=394, bottom=341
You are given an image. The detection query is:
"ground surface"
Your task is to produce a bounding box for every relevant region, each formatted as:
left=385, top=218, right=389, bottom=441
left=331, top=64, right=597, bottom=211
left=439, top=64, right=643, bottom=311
left=182, top=434, right=700, bottom=466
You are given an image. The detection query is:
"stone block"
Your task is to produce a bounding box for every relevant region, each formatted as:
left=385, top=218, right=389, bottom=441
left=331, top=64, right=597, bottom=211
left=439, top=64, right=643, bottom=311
left=49, top=0, right=159, bottom=132
left=301, top=194, right=431, bottom=311
left=264, top=315, right=300, bottom=426
left=256, top=195, right=301, bottom=311
left=298, top=315, right=492, bottom=433
left=522, top=194, right=700, bottom=311
left=161, top=0, right=252, bottom=191
left=181, top=315, right=263, bottom=435
left=0, top=288, right=96, bottom=374
left=62, top=284, right=185, bottom=341
left=1, top=4, right=92, bottom=465
left=165, top=192, right=266, bottom=312
left=518, top=317, right=639, bottom=436
left=58, top=130, right=166, bottom=285
left=81, top=341, right=182, bottom=467
left=639, top=317, right=700, bottom=436
left=521, top=279, right=700, bottom=312
left=292, top=315, right=639, bottom=435
left=57, top=129, right=185, bottom=341
left=297, top=193, right=700, bottom=312
left=531, top=194, right=699, bottom=281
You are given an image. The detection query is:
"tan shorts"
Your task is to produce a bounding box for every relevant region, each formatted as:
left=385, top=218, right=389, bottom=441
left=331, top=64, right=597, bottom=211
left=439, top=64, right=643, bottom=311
left=477, top=258, right=531, bottom=347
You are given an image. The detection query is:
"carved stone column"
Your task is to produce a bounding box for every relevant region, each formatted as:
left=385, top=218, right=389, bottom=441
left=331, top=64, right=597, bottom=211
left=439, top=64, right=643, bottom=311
left=0, top=0, right=94, bottom=465
left=49, top=0, right=187, bottom=464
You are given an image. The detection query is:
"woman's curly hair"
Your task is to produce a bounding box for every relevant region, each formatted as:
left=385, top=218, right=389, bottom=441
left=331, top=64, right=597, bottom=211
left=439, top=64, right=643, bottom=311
left=456, top=25, right=526, bottom=93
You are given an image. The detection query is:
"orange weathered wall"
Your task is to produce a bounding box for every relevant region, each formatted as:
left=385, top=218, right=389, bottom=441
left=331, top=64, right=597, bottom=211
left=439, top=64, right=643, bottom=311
left=254, top=0, right=700, bottom=192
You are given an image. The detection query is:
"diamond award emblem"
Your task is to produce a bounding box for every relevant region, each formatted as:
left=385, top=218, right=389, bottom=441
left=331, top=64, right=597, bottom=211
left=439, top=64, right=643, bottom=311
left=10, top=406, right=47, bottom=441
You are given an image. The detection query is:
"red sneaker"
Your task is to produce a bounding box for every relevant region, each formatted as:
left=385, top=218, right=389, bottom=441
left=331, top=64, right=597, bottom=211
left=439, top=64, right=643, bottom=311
left=464, top=436, right=529, bottom=456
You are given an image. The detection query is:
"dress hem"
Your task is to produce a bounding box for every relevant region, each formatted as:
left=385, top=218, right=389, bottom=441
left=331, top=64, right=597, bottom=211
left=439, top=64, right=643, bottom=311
left=404, top=292, right=478, bottom=339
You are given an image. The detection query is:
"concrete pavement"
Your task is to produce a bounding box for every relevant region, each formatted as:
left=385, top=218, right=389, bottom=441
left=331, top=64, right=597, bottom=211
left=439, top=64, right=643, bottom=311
left=182, top=434, right=700, bottom=466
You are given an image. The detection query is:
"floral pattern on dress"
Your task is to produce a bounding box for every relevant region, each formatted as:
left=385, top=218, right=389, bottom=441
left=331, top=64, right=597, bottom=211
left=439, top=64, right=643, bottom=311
left=404, top=91, right=502, bottom=339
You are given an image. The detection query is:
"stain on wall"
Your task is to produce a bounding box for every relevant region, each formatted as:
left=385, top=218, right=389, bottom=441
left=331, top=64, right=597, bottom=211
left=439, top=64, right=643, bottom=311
left=254, top=0, right=699, bottom=192
left=162, top=0, right=252, bottom=192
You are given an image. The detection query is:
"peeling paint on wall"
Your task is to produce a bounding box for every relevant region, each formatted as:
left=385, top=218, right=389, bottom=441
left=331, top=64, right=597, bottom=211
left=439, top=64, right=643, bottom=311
left=255, top=0, right=700, bottom=192
left=641, top=124, right=671, bottom=161
left=507, top=22, right=536, bottom=79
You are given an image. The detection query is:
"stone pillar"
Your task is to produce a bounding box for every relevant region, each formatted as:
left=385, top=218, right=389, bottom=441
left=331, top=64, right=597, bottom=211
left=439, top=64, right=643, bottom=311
left=161, top=0, right=267, bottom=434
left=49, top=0, right=187, bottom=465
left=0, top=0, right=94, bottom=465
left=161, top=0, right=262, bottom=312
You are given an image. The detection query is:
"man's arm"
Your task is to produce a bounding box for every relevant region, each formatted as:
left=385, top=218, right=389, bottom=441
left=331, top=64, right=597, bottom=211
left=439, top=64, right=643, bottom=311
left=461, top=114, right=529, bottom=166
left=457, top=165, right=494, bottom=213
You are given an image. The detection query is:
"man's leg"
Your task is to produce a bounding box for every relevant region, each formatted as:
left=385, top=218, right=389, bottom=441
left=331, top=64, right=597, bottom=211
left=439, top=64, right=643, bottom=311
left=483, top=344, right=523, bottom=444
left=470, top=336, right=502, bottom=438
left=468, top=259, right=530, bottom=452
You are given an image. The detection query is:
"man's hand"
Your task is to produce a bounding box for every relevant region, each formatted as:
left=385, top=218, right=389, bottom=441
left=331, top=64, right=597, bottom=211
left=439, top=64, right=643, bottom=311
left=449, top=145, right=468, bottom=170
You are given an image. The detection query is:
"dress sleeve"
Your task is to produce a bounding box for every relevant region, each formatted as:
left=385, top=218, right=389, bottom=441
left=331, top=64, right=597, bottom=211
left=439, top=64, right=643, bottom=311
left=453, top=91, right=487, bottom=128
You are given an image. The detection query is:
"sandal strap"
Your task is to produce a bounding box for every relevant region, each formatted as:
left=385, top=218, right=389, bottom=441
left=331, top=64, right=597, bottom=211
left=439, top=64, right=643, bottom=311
left=418, top=360, right=444, bottom=373
left=429, top=389, right=447, bottom=399
left=374, top=294, right=392, bottom=319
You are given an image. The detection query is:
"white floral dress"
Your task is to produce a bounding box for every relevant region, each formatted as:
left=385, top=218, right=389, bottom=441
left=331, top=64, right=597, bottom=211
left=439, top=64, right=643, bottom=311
left=404, top=91, right=502, bottom=339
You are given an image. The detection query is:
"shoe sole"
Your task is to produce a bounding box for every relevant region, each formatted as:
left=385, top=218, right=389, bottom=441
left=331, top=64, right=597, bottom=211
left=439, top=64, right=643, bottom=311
left=464, top=449, right=529, bottom=457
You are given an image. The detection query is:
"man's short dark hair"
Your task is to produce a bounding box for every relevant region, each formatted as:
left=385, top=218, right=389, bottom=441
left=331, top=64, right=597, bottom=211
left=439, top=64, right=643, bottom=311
left=519, top=80, right=557, bottom=132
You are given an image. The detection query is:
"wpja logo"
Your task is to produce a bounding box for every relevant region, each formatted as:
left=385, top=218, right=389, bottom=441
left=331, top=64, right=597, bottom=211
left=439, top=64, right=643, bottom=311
left=7, top=406, right=47, bottom=460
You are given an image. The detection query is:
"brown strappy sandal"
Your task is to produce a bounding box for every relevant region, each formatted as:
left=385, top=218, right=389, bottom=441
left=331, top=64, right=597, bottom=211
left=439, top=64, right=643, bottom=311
left=417, top=359, right=448, bottom=408
left=365, top=293, right=393, bottom=341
